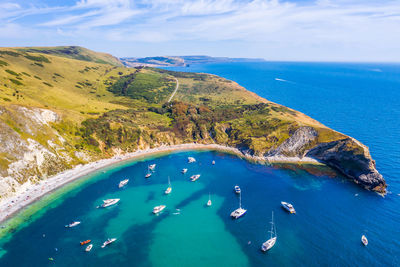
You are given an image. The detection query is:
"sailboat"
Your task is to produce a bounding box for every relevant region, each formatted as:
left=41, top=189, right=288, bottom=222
left=165, top=176, right=172, bottom=194
left=207, top=193, right=212, bottom=206
left=261, top=211, right=277, bottom=252
left=230, top=192, right=247, bottom=219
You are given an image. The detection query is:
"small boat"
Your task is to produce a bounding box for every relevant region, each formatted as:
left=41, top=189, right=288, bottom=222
left=85, top=244, right=93, bottom=252
left=231, top=192, right=247, bottom=219
left=101, top=238, right=116, bottom=248
left=153, top=205, right=166, bottom=214
left=165, top=177, right=172, bottom=194
left=207, top=193, right=212, bottom=207
left=234, top=185, right=241, bottom=194
left=145, top=172, right=152, bottom=178
left=148, top=164, right=156, bottom=171
left=80, top=240, right=91, bottom=246
left=361, top=235, right=368, bottom=246
left=65, top=221, right=81, bottom=228
left=190, top=174, right=200, bottom=182
left=281, top=201, right=296, bottom=214
left=101, top=198, right=120, bottom=208
left=261, top=211, right=277, bottom=252
left=212, top=160, right=215, bottom=165
left=181, top=168, right=188, bottom=174
left=188, top=157, right=196, bottom=163
left=118, top=179, right=129, bottom=188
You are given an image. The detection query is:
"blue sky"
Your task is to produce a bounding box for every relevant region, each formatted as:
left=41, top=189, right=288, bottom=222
left=0, top=0, right=399, bottom=61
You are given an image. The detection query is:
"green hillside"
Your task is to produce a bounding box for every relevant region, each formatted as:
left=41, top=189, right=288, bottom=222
left=0, top=46, right=386, bottom=196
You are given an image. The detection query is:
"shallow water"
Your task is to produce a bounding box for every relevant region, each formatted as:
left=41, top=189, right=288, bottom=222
left=1, top=62, right=400, bottom=266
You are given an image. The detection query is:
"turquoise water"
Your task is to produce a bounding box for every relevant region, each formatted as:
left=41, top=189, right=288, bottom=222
left=1, top=62, right=400, bottom=266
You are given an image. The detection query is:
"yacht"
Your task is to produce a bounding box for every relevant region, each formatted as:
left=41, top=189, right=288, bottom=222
left=190, top=174, right=200, bottom=182
left=231, top=192, right=247, bottom=219
left=207, top=193, right=212, bottom=207
left=181, top=168, right=188, bottom=174
left=261, top=211, right=277, bottom=252
left=188, top=157, right=196, bottom=163
left=65, top=221, right=81, bottom=228
left=153, top=205, right=166, bottom=214
left=148, top=164, right=156, bottom=171
left=145, top=172, right=152, bottom=178
left=234, top=185, right=241, bottom=194
left=118, top=179, right=129, bottom=188
left=101, top=198, right=120, bottom=208
left=281, top=201, right=296, bottom=214
left=361, top=235, right=368, bottom=246
left=85, top=244, right=93, bottom=252
left=165, top=177, right=172, bottom=194
left=101, top=238, right=116, bottom=248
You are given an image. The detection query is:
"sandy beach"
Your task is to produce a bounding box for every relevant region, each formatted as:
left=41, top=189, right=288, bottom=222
left=0, top=143, right=320, bottom=225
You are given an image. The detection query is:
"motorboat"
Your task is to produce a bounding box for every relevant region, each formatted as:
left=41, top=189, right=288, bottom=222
left=188, top=157, right=196, bottom=163
left=153, top=205, right=166, bottom=214
left=80, top=240, right=91, bottom=246
left=101, top=198, right=120, bottom=208
left=261, top=211, right=277, bottom=252
left=165, top=177, right=172, bottom=194
left=281, top=201, right=296, bottom=214
left=231, top=192, right=247, bottom=219
left=118, top=179, right=129, bottom=188
left=361, top=235, right=368, bottom=246
left=85, top=244, right=93, bottom=252
left=101, top=238, right=116, bottom=248
left=190, top=174, right=200, bottom=181
left=234, top=185, right=241, bottom=194
left=181, top=168, right=188, bottom=174
left=65, top=221, right=81, bottom=228
left=145, top=172, right=152, bottom=178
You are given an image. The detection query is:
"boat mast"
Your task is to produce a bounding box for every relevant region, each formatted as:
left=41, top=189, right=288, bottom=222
left=239, top=192, right=242, bottom=209
left=270, top=211, right=274, bottom=238
left=168, top=176, right=171, bottom=186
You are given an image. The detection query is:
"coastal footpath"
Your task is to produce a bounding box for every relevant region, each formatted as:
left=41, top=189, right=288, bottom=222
left=0, top=46, right=386, bottom=218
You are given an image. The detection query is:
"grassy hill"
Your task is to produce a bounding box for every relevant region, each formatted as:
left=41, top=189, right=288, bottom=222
left=0, top=46, right=386, bottom=196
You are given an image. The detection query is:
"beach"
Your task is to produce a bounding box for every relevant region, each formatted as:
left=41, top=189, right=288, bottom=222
left=0, top=143, right=320, bottom=225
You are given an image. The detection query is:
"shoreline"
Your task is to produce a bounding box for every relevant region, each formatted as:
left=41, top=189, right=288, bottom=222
left=0, top=143, right=321, bottom=226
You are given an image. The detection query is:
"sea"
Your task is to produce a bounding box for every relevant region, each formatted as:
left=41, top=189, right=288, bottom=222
left=0, top=62, right=399, bottom=266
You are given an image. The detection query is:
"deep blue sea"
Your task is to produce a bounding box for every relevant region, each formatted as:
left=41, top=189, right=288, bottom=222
left=1, top=62, right=399, bottom=266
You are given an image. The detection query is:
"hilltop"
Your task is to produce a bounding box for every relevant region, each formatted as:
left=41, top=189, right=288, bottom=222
left=120, top=55, right=265, bottom=67
left=0, top=46, right=386, bottom=199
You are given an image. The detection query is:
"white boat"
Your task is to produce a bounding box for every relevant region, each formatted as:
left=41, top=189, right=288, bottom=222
left=361, top=235, right=368, bottom=246
left=101, top=198, right=120, bottom=208
left=85, top=244, right=93, bottom=252
left=188, top=157, right=196, bottom=163
left=207, top=193, right=212, bottom=207
left=153, top=205, right=166, bottom=214
left=261, top=211, right=277, bottom=252
left=234, top=185, right=241, bottom=194
left=231, top=192, right=247, bottom=219
left=190, top=174, right=200, bottom=181
left=281, top=201, right=296, bottom=214
left=101, top=238, right=116, bottom=248
left=145, top=172, right=152, bottom=178
left=165, top=177, right=172, bottom=194
left=181, top=168, right=188, bottom=174
left=212, top=160, right=215, bottom=165
left=118, top=179, right=129, bottom=188
left=148, top=164, right=156, bottom=171
left=65, top=221, right=81, bottom=228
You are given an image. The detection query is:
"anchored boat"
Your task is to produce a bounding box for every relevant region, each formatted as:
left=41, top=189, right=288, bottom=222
left=181, top=168, right=188, bottom=174
left=261, top=211, right=277, bottom=252
left=65, top=221, right=81, bottom=228
left=234, top=185, right=241, bottom=194
left=281, top=201, right=296, bottom=214
left=153, top=205, right=166, bottom=214
left=80, top=240, right=91, bottom=246
left=101, top=198, right=120, bottom=208
left=101, top=238, right=116, bottom=248
left=118, top=179, right=129, bottom=188
left=188, top=157, right=196, bottom=163
left=85, top=244, right=93, bottom=252
left=361, top=235, right=368, bottom=246
left=148, top=164, right=156, bottom=171
left=145, top=172, right=152, bottom=178
left=190, top=174, right=200, bottom=182
left=231, top=192, right=247, bottom=219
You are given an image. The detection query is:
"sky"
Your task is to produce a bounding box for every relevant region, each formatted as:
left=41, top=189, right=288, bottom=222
left=0, top=0, right=400, bottom=62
